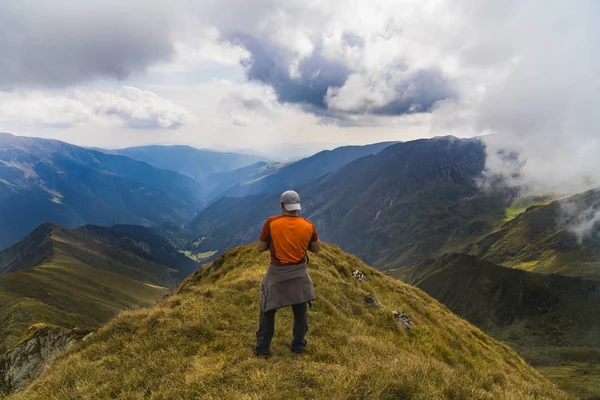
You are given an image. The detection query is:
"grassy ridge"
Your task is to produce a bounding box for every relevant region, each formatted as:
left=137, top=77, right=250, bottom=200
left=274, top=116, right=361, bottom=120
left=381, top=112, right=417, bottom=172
left=0, top=255, right=169, bottom=356
left=11, top=245, right=567, bottom=399
left=0, top=224, right=197, bottom=355
left=467, top=189, right=600, bottom=280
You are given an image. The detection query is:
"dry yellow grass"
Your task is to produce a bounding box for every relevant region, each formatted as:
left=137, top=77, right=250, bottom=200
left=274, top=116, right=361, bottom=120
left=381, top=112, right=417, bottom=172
left=10, top=244, right=570, bottom=400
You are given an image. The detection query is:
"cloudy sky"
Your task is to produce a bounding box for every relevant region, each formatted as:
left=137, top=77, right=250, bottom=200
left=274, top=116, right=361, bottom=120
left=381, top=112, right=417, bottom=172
left=0, top=0, right=598, bottom=166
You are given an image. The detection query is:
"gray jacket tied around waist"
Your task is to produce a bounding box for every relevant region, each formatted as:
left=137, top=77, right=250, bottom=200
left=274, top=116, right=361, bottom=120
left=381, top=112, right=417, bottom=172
left=259, top=262, right=316, bottom=313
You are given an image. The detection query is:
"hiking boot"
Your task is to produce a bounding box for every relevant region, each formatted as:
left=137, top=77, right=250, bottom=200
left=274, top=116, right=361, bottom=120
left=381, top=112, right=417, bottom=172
left=291, top=339, right=307, bottom=354
left=254, top=349, right=272, bottom=358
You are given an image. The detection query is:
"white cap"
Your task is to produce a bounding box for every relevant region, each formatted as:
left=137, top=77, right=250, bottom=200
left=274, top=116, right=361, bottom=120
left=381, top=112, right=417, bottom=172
left=281, top=190, right=301, bottom=211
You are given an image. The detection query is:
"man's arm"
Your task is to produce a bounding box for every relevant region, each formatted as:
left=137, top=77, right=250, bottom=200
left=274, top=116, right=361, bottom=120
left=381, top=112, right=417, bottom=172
left=257, top=240, right=269, bottom=252
left=257, top=218, right=271, bottom=253
left=308, top=223, right=321, bottom=253
left=308, top=240, right=321, bottom=254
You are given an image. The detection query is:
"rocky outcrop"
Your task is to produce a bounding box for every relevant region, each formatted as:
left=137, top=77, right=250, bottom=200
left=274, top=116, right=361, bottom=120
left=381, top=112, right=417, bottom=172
left=393, top=311, right=413, bottom=331
left=352, top=270, right=366, bottom=282
left=0, top=325, right=91, bottom=394
left=364, top=293, right=381, bottom=308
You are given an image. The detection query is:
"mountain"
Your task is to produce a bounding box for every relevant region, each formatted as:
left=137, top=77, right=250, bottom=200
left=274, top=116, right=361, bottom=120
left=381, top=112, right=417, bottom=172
left=466, top=189, right=600, bottom=280
left=217, top=141, right=398, bottom=199
left=7, top=245, right=566, bottom=399
left=105, top=145, right=271, bottom=182
left=0, top=133, right=204, bottom=249
left=185, top=137, right=511, bottom=268
left=399, top=253, right=600, bottom=399
left=201, top=161, right=286, bottom=201
left=405, top=253, right=600, bottom=341
left=0, top=223, right=198, bottom=356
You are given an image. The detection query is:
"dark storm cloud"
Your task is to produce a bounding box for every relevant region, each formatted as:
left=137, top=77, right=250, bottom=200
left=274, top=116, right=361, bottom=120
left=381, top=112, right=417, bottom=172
left=229, top=33, right=455, bottom=117
left=231, top=34, right=350, bottom=109
left=1, top=0, right=457, bottom=119
left=0, top=1, right=175, bottom=89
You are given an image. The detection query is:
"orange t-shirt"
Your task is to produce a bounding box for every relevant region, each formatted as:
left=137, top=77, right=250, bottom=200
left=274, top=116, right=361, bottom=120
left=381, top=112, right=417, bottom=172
left=259, top=215, right=319, bottom=265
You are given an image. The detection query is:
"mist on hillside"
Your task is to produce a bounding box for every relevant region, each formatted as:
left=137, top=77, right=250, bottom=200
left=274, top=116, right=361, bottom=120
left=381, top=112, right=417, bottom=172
left=428, top=2, right=600, bottom=239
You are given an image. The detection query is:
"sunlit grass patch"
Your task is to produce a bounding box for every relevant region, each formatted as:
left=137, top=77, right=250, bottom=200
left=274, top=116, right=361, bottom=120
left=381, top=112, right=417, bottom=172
left=503, top=196, right=555, bottom=222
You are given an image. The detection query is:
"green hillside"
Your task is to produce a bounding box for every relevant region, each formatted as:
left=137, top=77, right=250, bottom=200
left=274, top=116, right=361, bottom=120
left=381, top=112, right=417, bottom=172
left=466, top=189, right=600, bottom=280
left=10, top=245, right=567, bottom=399
left=0, top=223, right=197, bottom=355
left=397, top=253, right=600, bottom=399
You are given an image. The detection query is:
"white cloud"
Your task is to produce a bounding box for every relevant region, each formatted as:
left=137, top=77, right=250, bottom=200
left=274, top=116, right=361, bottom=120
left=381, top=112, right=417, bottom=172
left=562, top=201, right=600, bottom=243
left=0, top=87, right=195, bottom=130
left=149, top=27, right=249, bottom=74
left=74, top=86, right=196, bottom=129
left=0, top=92, right=98, bottom=128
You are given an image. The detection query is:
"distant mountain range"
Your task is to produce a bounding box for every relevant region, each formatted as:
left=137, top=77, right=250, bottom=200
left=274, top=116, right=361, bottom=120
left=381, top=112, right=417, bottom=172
left=200, top=161, right=285, bottom=201
left=0, top=133, right=205, bottom=249
left=185, top=137, right=511, bottom=268
left=0, top=134, right=399, bottom=249
left=101, top=145, right=272, bottom=182
left=104, top=142, right=398, bottom=202
left=215, top=142, right=398, bottom=199
left=0, top=222, right=197, bottom=355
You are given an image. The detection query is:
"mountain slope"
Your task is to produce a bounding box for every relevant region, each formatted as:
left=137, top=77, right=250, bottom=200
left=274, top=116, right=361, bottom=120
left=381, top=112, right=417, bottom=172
left=0, top=223, right=197, bottom=355
left=399, top=253, right=600, bottom=399
left=218, top=141, right=398, bottom=199
left=201, top=161, right=285, bottom=201
left=106, top=145, right=271, bottom=182
left=466, top=189, right=600, bottom=280
left=0, top=133, right=204, bottom=249
left=185, top=137, right=510, bottom=268
left=405, top=254, right=600, bottom=343
left=10, top=245, right=566, bottom=399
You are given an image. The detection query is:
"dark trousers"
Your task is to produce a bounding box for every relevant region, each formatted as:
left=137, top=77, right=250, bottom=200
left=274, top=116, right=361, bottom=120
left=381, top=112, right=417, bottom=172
left=256, top=302, right=308, bottom=353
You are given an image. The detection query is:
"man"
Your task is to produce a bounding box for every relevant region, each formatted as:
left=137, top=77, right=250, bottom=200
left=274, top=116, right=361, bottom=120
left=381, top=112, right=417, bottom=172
left=255, top=190, right=321, bottom=357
